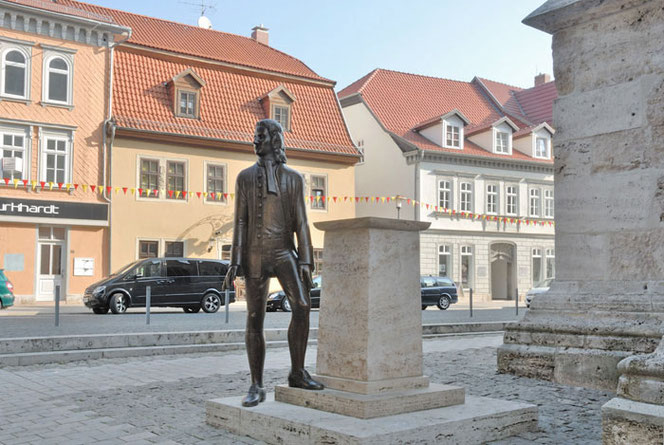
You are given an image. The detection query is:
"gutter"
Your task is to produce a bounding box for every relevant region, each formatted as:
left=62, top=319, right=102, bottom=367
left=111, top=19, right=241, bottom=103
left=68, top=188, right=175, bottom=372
left=102, top=29, right=132, bottom=275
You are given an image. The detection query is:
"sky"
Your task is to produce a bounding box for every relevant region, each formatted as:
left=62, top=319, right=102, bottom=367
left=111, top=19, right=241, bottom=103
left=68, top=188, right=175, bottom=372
left=85, top=0, right=553, bottom=91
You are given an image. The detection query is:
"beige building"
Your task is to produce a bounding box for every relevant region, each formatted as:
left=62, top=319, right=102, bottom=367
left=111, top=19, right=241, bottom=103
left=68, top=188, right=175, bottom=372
left=339, top=70, right=557, bottom=301
left=0, top=0, right=129, bottom=302
left=83, top=6, right=360, bottom=275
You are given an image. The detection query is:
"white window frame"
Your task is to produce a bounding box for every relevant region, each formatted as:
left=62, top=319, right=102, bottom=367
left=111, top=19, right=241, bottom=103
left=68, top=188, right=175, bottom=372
left=529, top=188, right=541, bottom=217
left=486, top=183, right=498, bottom=215
left=39, top=129, right=72, bottom=184
left=138, top=157, right=160, bottom=199
left=505, top=185, right=518, bottom=216
left=535, top=137, right=549, bottom=159
left=438, top=244, right=451, bottom=277
left=544, top=189, right=554, bottom=218
left=357, top=139, right=365, bottom=164
left=309, top=173, right=327, bottom=211
left=545, top=248, right=555, bottom=279
left=438, top=179, right=452, bottom=210
left=204, top=161, right=228, bottom=205
left=166, top=160, right=187, bottom=200
left=42, top=52, right=74, bottom=107
left=178, top=90, right=197, bottom=118
left=460, top=245, right=474, bottom=290
left=460, top=181, right=473, bottom=212
left=532, top=248, right=543, bottom=285
left=272, top=104, right=290, bottom=131
left=1, top=46, right=30, bottom=100
left=0, top=124, right=30, bottom=181
left=135, top=155, right=189, bottom=203
left=444, top=123, right=460, bottom=148
left=137, top=238, right=160, bottom=260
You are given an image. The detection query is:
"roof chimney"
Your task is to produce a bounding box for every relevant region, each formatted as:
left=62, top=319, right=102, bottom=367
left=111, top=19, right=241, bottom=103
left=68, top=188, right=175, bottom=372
left=251, top=25, right=269, bottom=46
left=534, top=73, right=551, bottom=87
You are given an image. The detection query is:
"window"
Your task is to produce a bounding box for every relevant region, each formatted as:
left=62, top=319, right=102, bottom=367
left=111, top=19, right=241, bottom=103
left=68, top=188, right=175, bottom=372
left=460, top=182, right=472, bottom=212
left=532, top=248, right=542, bottom=285
left=167, top=161, right=186, bottom=199
left=445, top=124, right=460, bottom=148
left=357, top=139, right=364, bottom=164
left=41, top=133, right=70, bottom=184
left=135, top=260, right=161, bottom=278
left=44, top=55, right=72, bottom=104
left=545, top=248, right=555, bottom=279
left=486, top=184, right=498, bottom=214
left=311, top=175, right=326, bottom=210
left=313, top=248, right=323, bottom=274
left=140, top=159, right=159, bottom=198
left=506, top=185, right=517, bottom=216
left=139, top=241, right=159, bottom=259
left=544, top=189, right=554, bottom=218
left=199, top=261, right=226, bottom=276
left=220, top=244, right=232, bottom=261
left=2, top=49, right=28, bottom=98
left=529, top=188, right=541, bottom=217
left=536, top=138, right=549, bottom=158
left=438, top=245, right=451, bottom=277
left=165, top=241, right=184, bottom=257
left=206, top=164, right=226, bottom=202
left=273, top=105, right=290, bottom=130
left=495, top=131, right=509, bottom=154
left=166, top=259, right=196, bottom=277
left=0, top=130, right=26, bottom=180
left=438, top=180, right=451, bottom=209
left=178, top=91, right=197, bottom=118
left=461, top=245, right=473, bottom=289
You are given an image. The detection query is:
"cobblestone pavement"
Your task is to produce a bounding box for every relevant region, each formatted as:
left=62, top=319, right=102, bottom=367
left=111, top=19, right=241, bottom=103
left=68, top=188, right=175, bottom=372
left=0, top=334, right=613, bottom=444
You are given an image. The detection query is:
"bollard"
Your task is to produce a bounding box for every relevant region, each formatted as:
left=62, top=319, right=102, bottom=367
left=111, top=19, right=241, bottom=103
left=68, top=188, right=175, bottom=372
left=146, top=286, right=151, bottom=325
left=469, top=288, right=473, bottom=318
left=224, top=289, right=230, bottom=324
left=55, top=285, right=60, bottom=327
left=515, top=287, right=519, bottom=316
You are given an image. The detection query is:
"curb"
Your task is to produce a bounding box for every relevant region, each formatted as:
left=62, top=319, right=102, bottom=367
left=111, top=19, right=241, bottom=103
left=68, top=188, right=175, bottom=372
left=0, top=322, right=510, bottom=366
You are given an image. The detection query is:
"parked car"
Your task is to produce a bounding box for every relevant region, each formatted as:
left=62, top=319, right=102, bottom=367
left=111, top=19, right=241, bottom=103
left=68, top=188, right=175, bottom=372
left=525, top=278, right=553, bottom=308
left=421, top=276, right=458, bottom=310
left=0, top=269, right=15, bottom=310
left=267, top=275, right=321, bottom=312
left=83, top=258, right=235, bottom=314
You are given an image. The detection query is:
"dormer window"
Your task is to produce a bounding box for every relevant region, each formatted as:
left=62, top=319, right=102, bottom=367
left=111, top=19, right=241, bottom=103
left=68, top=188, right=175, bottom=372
left=168, top=68, right=206, bottom=119
left=445, top=124, right=460, bottom=148
left=535, top=137, right=549, bottom=158
left=261, top=85, right=296, bottom=131
left=495, top=131, right=509, bottom=154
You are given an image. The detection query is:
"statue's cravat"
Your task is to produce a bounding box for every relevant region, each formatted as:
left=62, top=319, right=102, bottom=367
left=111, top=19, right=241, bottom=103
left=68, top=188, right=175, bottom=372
left=264, top=160, right=279, bottom=195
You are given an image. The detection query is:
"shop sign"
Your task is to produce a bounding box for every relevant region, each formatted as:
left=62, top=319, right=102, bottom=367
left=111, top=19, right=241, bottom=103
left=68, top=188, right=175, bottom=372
left=0, top=197, right=108, bottom=221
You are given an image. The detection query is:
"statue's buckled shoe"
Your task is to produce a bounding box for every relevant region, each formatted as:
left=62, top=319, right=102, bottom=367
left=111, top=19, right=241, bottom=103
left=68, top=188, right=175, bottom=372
left=241, top=384, right=266, bottom=407
left=288, top=369, right=324, bottom=390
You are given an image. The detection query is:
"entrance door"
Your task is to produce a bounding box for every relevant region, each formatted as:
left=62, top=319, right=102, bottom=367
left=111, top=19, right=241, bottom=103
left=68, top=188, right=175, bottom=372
left=490, top=243, right=515, bottom=300
left=36, top=226, right=66, bottom=301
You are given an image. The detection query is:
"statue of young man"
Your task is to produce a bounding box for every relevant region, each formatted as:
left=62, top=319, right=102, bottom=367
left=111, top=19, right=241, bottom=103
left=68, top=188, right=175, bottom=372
left=223, top=119, right=324, bottom=407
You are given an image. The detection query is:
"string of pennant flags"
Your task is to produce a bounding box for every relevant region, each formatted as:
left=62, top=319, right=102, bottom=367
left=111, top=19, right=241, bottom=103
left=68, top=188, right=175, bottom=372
left=0, top=177, right=555, bottom=227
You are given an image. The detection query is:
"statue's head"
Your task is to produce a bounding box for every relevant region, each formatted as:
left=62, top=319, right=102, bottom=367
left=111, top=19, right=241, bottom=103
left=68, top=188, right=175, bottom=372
left=254, top=119, right=287, bottom=163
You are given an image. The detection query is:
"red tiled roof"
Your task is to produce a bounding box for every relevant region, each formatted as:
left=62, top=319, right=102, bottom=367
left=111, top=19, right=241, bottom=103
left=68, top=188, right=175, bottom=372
left=339, top=69, right=552, bottom=164
left=475, top=77, right=522, bottom=105
left=113, top=50, right=357, bottom=156
left=513, top=81, right=557, bottom=125
left=5, top=0, right=116, bottom=24
left=15, top=0, right=329, bottom=82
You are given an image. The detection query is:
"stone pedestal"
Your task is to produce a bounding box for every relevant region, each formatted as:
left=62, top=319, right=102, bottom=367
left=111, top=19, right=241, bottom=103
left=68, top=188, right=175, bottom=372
left=497, top=0, right=664, bottom=391
left=602, top=336, right=664, bottom=444
left=207, top=217, right=537, bottom=444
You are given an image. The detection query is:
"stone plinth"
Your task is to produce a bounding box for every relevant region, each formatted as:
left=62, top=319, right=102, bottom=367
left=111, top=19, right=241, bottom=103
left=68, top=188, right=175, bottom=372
left=312, top=217, right=430, bottom=394
left=497, top=0, right=664, bottom=391
left=207, top=217, right=537, bottom=443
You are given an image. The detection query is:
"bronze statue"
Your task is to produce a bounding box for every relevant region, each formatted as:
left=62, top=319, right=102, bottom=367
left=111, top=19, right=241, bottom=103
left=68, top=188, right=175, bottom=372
left=223, top=119, right=324, bottom=407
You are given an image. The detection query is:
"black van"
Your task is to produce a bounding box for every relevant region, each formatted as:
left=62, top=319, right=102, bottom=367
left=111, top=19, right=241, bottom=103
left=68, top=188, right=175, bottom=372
left=83, top=258, right=235, bottom=314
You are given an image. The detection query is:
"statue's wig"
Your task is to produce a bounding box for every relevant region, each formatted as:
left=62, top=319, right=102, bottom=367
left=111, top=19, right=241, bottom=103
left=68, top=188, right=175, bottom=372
left=256, top=119, right=287, bottom=164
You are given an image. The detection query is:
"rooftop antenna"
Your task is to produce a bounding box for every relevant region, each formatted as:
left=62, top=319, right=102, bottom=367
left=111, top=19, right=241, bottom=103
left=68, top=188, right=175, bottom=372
left=178, top=0, right=217, bottom=29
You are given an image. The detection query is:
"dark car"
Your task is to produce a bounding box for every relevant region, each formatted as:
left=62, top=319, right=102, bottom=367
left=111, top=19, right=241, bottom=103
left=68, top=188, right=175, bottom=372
left=0, top=269, right=15, bottom=310
left=421, top=276, right=458, bottom=310
left=83, top=258, right=235, bottom=314
left=266, top=275, right=321, bottom=312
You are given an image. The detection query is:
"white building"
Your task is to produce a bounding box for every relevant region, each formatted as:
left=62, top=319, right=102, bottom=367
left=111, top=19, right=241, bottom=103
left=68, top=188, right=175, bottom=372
left=339, top=70, right=557, bottom=301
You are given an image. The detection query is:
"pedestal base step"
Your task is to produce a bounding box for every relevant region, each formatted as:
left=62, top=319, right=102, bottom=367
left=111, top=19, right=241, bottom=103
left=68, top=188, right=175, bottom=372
left=275, top=383, right=464, bottom=419
left=206, top=392, right=537, bottom=445
left=602, top=397, right=664, bottom=445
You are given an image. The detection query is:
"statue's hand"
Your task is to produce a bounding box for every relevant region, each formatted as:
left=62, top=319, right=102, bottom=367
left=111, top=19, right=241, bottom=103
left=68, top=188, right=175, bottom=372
left=298, top=264, right=313, bottom=289
left=223, top=265, right=238, bottom=291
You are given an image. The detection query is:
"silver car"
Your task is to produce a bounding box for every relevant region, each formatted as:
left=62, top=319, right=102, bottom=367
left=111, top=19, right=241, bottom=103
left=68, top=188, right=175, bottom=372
left=525, top=278, right=553, bottom=308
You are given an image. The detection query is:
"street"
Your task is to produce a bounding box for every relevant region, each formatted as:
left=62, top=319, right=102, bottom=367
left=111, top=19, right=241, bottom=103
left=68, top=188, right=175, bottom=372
left=0, top=301, right=526, bottom=339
